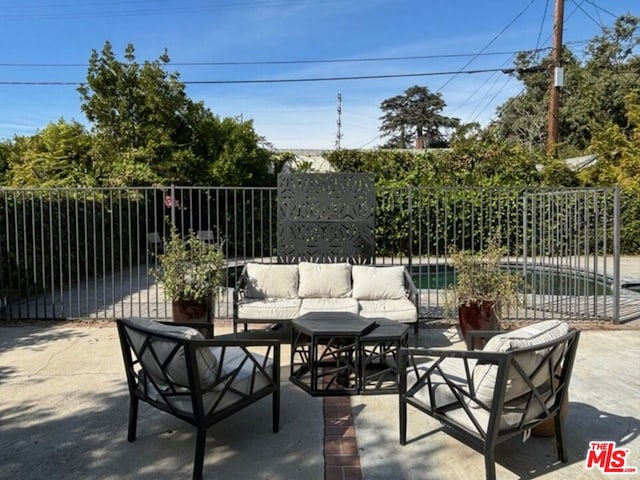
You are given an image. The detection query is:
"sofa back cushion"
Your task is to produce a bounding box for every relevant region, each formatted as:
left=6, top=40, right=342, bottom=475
left=352, top=265, right=406, bottom=300
left=244, top=263, right=299, bottom=299
left=298, top=262, right=352, bottom=298
left=473, top=320, right=570, bottom=406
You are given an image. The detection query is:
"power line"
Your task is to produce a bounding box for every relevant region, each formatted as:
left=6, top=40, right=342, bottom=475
left=0, top=66, right=539, bottom=86
left=1, top=0, right=326, bottom=20
left=436, top=0, right=540, bottom=93
left=534, top=0, right=552, bottom=61
left=571, top=0, right=606, bottom=30
left=0, top=49, right=551, bottom=68
left=581, top=0, right=618, bottom=19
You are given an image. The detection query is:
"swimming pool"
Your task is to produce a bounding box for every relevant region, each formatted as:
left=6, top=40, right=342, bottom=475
left=410, top=263, right=614, bottom=296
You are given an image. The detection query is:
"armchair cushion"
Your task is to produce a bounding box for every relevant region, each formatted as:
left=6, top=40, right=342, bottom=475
left=473, top=319, right=570, bottom=406
left=298, top=262, right=352, bottom=298
left=408, top=358, right=551, bottom=431
left=352, top=265, right=406, bottom=300
left=147, top=346, right=275, bottom=415
left=244, top=263, right=299, bottom=299
left=124, top=317, right=218, bottom=388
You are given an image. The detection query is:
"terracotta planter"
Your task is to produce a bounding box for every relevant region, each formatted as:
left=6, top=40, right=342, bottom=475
left=458, top=300, right=500, bottom=347
left=171, top=299, right=211, bottom=323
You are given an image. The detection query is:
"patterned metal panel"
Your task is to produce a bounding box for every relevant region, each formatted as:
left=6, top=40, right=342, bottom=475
left=277, top=173, right=375, bottom=263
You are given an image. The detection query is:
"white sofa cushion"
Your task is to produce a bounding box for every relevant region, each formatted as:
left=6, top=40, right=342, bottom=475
left=298, top=262, right=352, bottom=298
left=358, top=298, right=418, bottom=323
left=123, top=317, right=218, bottom=388
left=352, top=265, right=406, bottom=300
left=473, top=320, right=570, bottom=406
left=244, top=263, right=299, bottom=299
left=299, top=297, right=360, bottom=315
left=237, top=298, right=301, bottom=320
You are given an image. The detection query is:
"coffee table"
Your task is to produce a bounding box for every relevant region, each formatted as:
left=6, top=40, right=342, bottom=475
left=289, top=312, right=408, bottom=396
left=359, top=317, right=410, bottom=394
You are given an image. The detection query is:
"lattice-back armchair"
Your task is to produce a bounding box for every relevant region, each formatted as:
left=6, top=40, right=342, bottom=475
left=116, top=318, right=280, bottom=480
left=399, top=320, right=580, bottom=480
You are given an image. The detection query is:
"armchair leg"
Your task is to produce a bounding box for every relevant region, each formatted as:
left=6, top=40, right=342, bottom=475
left=127, top=396, right=138, bottom=442
left=399, top=399, right=407, bottom=445
left=193, top=427, right=207, bottom=480
left=273, top=390, right=280, bottom=433
left=484, top=446, right=497, bottom=480
left=273, top=347, right=281, bottom=433
left=554, top=414, right=568, bottom=463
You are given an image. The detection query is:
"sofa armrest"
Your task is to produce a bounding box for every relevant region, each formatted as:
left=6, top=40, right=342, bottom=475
left=233, top=264, right=249, bottom=319
left=403, top=268, right=420, bottom=311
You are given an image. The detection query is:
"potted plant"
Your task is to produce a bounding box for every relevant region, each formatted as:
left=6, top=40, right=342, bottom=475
left=444, top=234, right=525, bottom=345
left=152, top=228, right=225, bottom=323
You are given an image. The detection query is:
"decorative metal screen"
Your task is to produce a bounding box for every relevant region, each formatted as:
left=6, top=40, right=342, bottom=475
left=277, top=173, right=375, bottom=264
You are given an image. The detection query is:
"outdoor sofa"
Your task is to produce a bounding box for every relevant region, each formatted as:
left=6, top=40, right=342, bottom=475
left=233, top=261, right=419, bottom=334
left=399, top=319, right=580, bottom=480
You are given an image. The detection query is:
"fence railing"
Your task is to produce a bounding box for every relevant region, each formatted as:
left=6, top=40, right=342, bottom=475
left=0, top=185, right=623, bottom=323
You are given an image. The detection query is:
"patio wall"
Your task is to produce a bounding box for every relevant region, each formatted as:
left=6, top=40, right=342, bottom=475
left=0, top=185, right=623, bottom=322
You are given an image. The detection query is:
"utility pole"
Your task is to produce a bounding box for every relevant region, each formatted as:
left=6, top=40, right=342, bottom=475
left=335, top=93, right=343, bottom=149
left=547, top=0, right=564, bottom=156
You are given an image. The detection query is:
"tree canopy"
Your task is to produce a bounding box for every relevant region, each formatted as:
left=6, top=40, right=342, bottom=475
left=379, top=85, right=460, bottom=149
left=74, top=41, right=274, bottom=186
left=492, top=14, right=640, bottom=157
left=5, top=119, right=95, bottom=187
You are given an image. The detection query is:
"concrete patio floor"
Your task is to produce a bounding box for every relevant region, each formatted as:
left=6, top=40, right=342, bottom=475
left=1, top=320, right=639, bottom=479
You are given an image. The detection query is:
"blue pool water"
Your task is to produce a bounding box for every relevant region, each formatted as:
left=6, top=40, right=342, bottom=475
left=410, top=263, right=614, bottom=296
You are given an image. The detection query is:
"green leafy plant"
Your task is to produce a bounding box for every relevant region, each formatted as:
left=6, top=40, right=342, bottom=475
left=152, top=228, right=225, bottom=303
left=444, top=234, right=525, bottom=313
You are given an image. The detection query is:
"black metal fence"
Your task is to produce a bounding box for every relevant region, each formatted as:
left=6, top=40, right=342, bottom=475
left=0, top=185, right=625, bottom=323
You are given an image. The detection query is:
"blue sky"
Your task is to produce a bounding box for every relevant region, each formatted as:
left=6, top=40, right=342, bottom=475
left=0, top=0, right=637, bottom=149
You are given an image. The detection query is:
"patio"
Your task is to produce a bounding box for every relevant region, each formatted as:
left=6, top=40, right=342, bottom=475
left=1, top=319, right=638, bottom=479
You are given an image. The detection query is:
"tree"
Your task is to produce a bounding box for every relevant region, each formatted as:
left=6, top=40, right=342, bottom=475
left=492, top=14, right=639, bottom=157
left=0, top=140, right=11, bottom=184
left=77, top=42, right=274, bottom=186
left=379, top=85, right=459, bottom=149
left=5, top=119, right=95, bottom=187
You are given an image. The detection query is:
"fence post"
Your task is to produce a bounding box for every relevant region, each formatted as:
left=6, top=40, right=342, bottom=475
left=613, top=186, right=620, bottom=324
left=170, top=184, right=176, bottom=230
left=407, top=186, right=413, bottom=269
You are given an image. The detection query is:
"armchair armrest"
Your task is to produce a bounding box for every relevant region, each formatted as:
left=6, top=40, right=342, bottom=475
left=161, top=321, right=214, bottom=339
